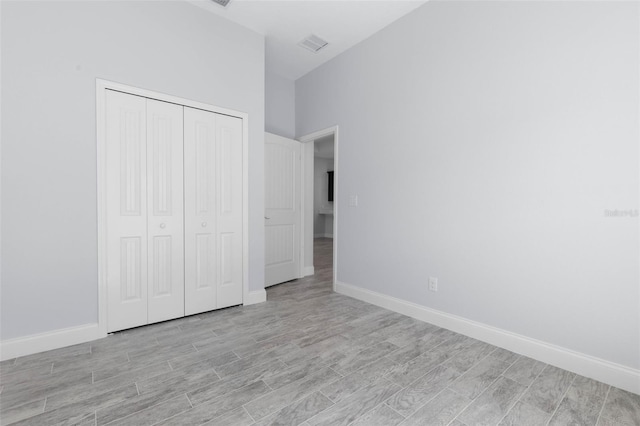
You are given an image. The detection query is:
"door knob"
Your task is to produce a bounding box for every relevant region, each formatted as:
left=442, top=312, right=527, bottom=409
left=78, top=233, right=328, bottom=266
left=160, top=223, right=166, bottom=229
left=201, top=222, right=207, bottom=227
left=265, top=216, right=271, bottom=220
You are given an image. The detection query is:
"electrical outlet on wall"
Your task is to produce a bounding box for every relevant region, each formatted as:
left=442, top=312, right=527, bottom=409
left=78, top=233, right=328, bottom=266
left=428, top=277, right=438, bottom=292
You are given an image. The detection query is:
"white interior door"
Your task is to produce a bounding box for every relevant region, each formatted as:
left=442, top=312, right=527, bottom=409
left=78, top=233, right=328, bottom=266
left=106, top=90, right=148, bottom=332
left=265, top=132, right=301, bottom=287
left=146, top=99, right=185, bottom=324
left=184, top=108, right=243, bottom=315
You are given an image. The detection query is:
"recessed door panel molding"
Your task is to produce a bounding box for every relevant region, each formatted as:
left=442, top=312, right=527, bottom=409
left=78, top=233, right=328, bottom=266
left=265, top=224, right=295, bottom=266
left=120, top=237, right=143, bottom=301
left=99, top=80, right=248, bottom=336
left=146, top=98, right=185, bottom=324
left=106, top=90, right=148, bottom=332
left=265, top=133, right=301, bottom=287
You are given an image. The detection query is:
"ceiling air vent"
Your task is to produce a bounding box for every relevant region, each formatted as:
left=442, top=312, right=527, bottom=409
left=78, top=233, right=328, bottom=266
left=299, top=34, right=329, bottom=53
left=211, top=0, right=231, bottom=7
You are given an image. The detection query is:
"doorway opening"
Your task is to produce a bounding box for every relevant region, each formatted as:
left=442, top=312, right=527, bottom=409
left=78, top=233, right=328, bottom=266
left=299, top=126, right=339, bottom=291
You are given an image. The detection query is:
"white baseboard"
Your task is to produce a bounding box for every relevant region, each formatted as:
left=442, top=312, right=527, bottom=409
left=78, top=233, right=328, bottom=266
left=336, top=280, right=640, bottom=395
left=303, top=266, right=315, bottom=277
left=2, top=289, right=266, bottom=361
left=0, top=323, right=103, bottom=361
left=244, top=289, right=267, bottom=305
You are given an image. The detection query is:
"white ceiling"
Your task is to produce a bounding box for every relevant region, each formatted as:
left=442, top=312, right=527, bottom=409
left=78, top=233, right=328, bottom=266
left=187, top=0, right=427, bottom=80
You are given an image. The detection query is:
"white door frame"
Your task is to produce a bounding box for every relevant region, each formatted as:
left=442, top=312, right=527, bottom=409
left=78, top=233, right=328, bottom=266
left=96, top=79, right=250, bottom=337
left=298, top=126, right=339, bottom=291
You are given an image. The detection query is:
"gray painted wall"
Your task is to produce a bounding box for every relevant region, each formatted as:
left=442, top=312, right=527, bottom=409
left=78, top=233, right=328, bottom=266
left=296, top=2, right=639, bottom=368
left=265, top=70, right=295, bottom=139
left=1, top=1, right=265, bottom=340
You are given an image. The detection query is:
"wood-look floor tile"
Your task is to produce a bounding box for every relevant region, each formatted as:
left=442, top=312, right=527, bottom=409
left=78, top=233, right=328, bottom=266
left=598, top=387, right=640, bottom=426
left=547, top=375, right=608, bottom=426
left=448, top=356, right=510, bottom=399
left=385, top=329, right=451, bottom=365
left=93, top=361, right=171, bottom=386
left=0, top=398, right=45, bottom=425
left=327, top=341, right=398, bottom=375
left=157, top=381, right=271, bottom=425
left=386, top=365, right=460, bottom=418
left=243, top=367, right=341, bottom=421
left=263, top=357, right=329, bottom=390
left=187, top=359, right=287, bottom=406
left=443, top=340, right=497, bottom=375
left=215, top=343, right=299, bottom=378
left=319, top=357, right=397, bottom=403
left=0, top=364, right=53, bottom=387
left=497, top=401, right=550, bottom=426
left=136, top=363, right=221, bottom=396
left=95, top=387, right=183, bottom=425
left=348, top=403, right=404, bottom=426
left=167, top=348, right=239, bottom=372
left=518, top=365, right=575, bottom=414
left=456, top=376, right=525, bottom=426
left=252, top=392, right=334, bottom=426
left=201, top=407, right=254, bottom=426
left=383, top=347, right=452, bottom=388
left=10, top=383, right=137, bottom=426
left=401, top=389, right=470, bottom=426
left=487, top=348, right=520, bottom=366
left=307, top=379, right=401, bottom=426
left=502, top=356, right=546, bottom=387
left=104, top=394, right=192, bottom=426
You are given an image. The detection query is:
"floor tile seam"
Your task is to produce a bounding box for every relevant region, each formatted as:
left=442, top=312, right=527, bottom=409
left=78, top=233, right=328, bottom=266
left=102, top=392, right=190, bottom=426
left=544, top=373, right=577, bottom=425
left=445, top=349, right=495, bottom=381
left=243, top=388, right=330, bottom=424
left=215, top=355, right=280, bottom=380
left=389, top=354, right=450, bottom=389
left=188, top=378, right=267, bottom=409
left=384, top=401, right=408, bottom=424
left=449, top=373, right=497, bottom=425
left=396, top=385, right=457, bottom=422
left=494, top=360, right=548, bottom=425
left=185, top=392, right=194, bottom=408
left=594, top=384, right=612, bottom=426
left=487, top=349, right=520, bottom=370
left=93, top=360, right=170, bottom=384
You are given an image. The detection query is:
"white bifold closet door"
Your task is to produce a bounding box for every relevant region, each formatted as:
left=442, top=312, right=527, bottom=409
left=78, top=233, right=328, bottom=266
left=106, top=90, right=185, bottom=332
left=105, top=90, right=243, bottom=332
left=184, top=107, right=243, bottom=315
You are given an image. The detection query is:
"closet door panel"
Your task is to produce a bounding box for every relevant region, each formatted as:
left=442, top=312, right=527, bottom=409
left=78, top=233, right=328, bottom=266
left=106, top=90, right=148, bottom=332
left=146, top=99, right=185, bottom=324
left=184, top=107, right=218, bottom=315
left=216, top=114, right=243, bottom=308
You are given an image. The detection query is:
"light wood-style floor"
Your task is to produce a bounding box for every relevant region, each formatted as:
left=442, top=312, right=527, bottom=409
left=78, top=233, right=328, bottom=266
left=1, top=238, right=638, bottom=425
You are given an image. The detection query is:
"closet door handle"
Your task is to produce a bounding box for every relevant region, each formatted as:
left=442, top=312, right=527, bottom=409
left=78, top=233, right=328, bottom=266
left=265, top=216, right=271, bottom=220
left=201, top=222, right=207, bottom=228
left=159, top=223, right=166, bottom=229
